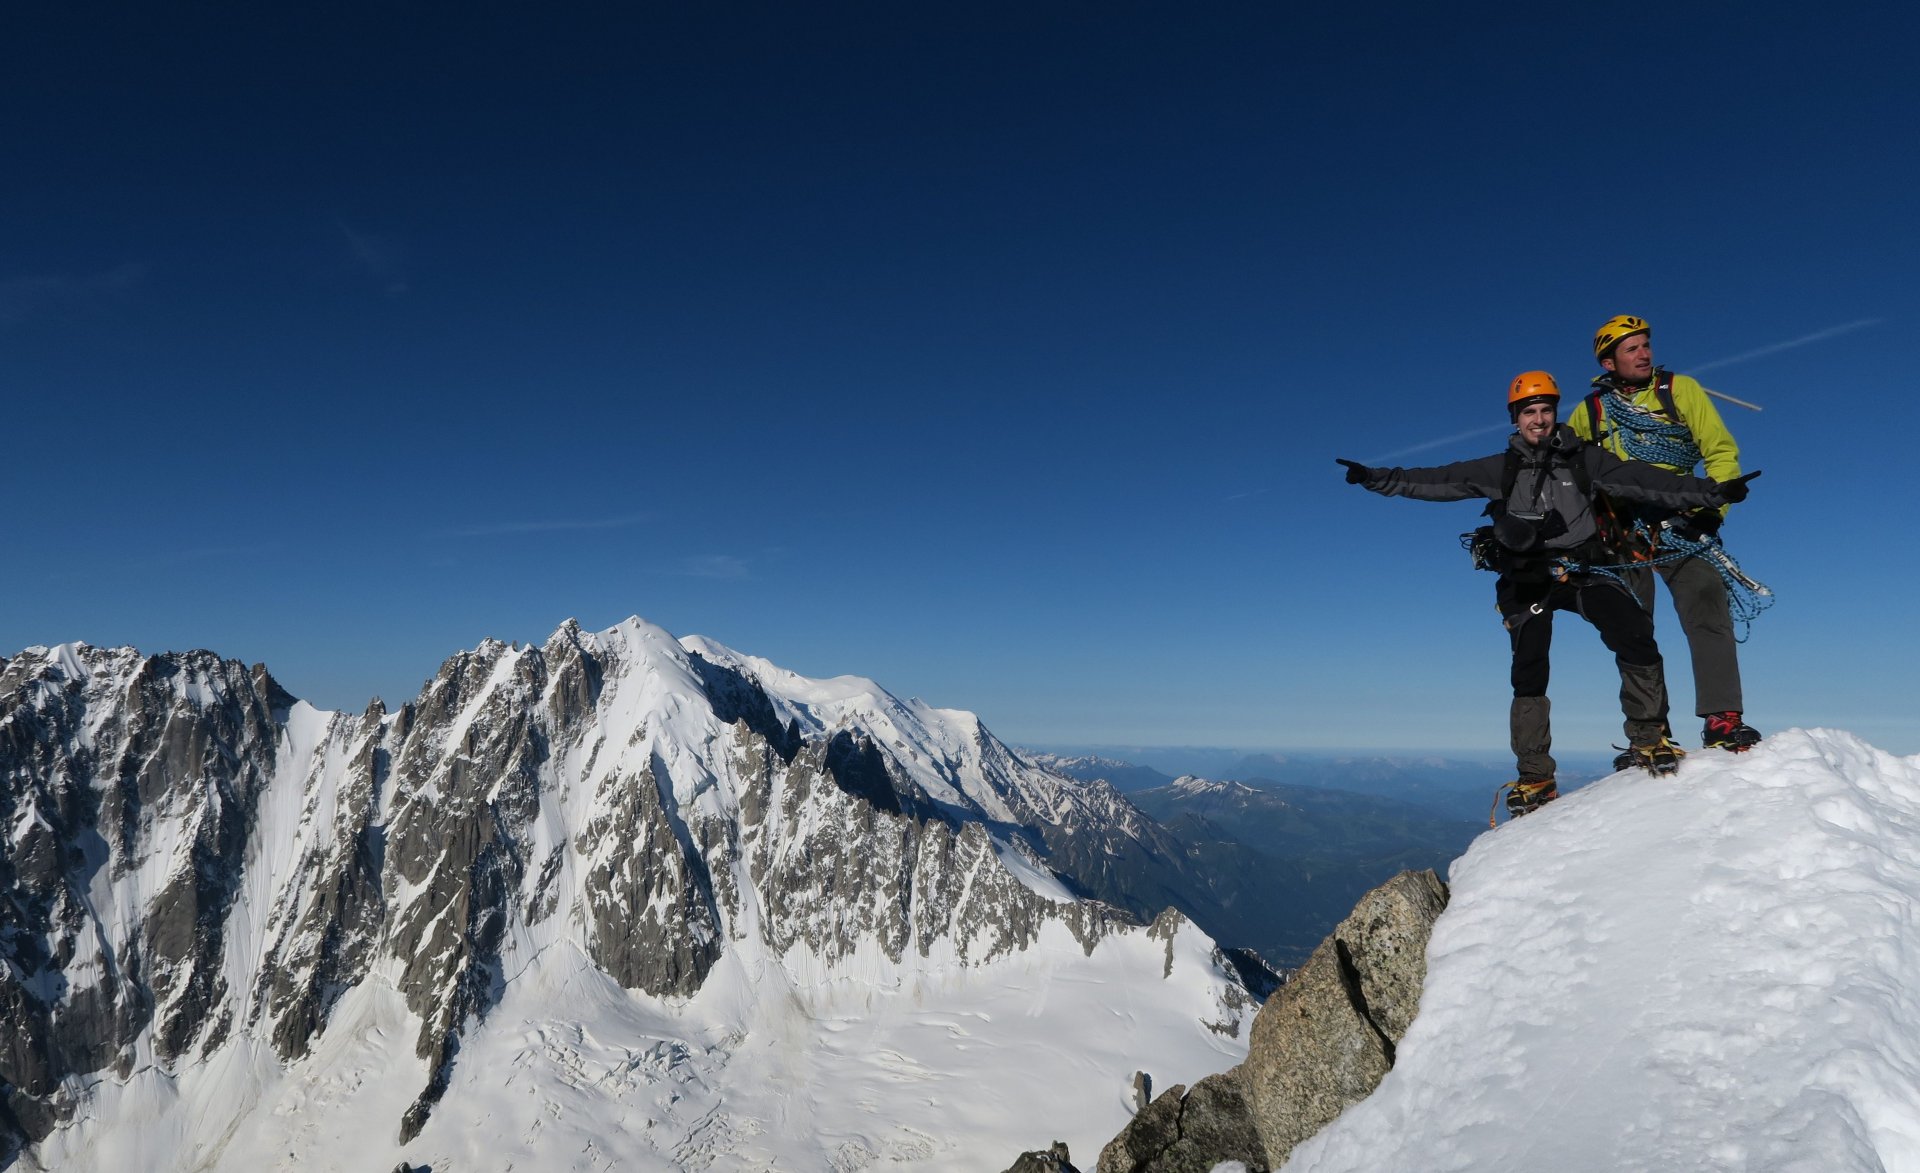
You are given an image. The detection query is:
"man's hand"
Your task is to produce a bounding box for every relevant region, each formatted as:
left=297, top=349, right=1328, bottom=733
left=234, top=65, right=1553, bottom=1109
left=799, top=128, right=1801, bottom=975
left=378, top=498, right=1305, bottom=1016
left=1712, top=470, right=1761, bottom=505
left=1336, top=458, right=1371, bottom=485
left=1672, top=509, right=1723, bottom=540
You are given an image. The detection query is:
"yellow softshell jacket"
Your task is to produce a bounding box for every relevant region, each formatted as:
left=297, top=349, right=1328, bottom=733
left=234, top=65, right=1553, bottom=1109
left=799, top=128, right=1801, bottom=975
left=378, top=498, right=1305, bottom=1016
left=1566, top=371, right=1743, bottom=483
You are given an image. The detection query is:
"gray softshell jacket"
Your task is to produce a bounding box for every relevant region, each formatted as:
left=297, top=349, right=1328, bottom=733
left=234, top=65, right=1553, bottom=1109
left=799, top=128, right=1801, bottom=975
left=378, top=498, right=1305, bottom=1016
left=1361, top=425, right=1727, bottom=553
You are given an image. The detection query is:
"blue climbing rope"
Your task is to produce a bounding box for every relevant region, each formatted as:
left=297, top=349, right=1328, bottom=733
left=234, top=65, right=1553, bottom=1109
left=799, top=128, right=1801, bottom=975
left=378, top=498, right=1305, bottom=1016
left=1551, top=520, right=1776, bottom=642
left=1601, top=391, right=1702, bottom=468
left=1582, top=393, right=1773, bottom=637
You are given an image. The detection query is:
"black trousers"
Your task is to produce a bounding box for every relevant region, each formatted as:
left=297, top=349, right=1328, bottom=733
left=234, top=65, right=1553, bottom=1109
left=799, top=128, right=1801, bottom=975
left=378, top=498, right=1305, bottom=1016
left=1498, top=573, right=1670, bottom=781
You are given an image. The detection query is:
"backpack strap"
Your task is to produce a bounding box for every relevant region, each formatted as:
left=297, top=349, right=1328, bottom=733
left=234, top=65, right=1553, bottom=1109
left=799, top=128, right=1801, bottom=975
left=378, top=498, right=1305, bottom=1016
left=1486, top=447, right=1523, bottom=520
left=1583, top=389, right=1608, bottom=444
left=1569, top=444, right=1593, bottom=499
left=1653, top=368, right=1682, bottom=427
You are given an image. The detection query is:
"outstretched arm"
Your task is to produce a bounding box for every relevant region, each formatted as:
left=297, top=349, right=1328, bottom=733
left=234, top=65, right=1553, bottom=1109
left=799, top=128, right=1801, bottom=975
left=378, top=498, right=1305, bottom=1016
left=1336, top=454, right=1507, bottom=502
left=1591, top=447, right=1754, bottom=510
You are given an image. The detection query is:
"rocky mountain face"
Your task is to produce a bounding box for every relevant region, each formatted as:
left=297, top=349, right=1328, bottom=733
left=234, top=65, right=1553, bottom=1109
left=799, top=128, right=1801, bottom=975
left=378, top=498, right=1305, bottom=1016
left=0, top=619, right=1254, bottom=1167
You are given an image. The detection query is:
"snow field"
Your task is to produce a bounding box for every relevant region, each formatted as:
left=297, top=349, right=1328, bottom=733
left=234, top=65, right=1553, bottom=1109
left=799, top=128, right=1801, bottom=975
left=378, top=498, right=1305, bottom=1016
left=47, top=919, right=1244, bottom=1172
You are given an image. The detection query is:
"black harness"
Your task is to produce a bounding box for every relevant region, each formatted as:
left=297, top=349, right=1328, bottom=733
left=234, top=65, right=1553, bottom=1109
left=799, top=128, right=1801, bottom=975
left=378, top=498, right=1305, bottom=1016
left=1462, top=440, right=1644, bottom=577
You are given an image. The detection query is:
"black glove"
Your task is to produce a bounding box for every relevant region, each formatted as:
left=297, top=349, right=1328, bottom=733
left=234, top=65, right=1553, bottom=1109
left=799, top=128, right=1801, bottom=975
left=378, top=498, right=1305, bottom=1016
left=1672, top=509, right=1723, bottom=540
left=1712, top=470, right=1761, bottom=505
left=1336, top=458, right=1371, bottom=485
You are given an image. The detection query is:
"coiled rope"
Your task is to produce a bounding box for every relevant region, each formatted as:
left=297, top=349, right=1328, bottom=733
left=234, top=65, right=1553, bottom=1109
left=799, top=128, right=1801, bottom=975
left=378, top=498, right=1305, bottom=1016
left=1552, top=521, right=1775, bottom=642
left=1601, top=390, right=1702, bottom=468
left=1579, top=390, right=1772, bottom=639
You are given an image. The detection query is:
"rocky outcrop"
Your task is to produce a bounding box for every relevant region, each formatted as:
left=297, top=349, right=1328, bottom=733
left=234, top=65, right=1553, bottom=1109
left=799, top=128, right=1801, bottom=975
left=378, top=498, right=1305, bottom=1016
left=1094, top=1073, right=1265, bottom=1173
left=1003, top=1140, right=1083, bottom=1172
left=1094, top=869, right=1450, bottom=1173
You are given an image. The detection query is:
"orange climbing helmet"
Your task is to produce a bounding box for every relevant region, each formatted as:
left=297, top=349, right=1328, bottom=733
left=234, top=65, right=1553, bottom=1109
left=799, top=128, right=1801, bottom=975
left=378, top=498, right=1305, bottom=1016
left=1507, top=370, right=1561, bottom=418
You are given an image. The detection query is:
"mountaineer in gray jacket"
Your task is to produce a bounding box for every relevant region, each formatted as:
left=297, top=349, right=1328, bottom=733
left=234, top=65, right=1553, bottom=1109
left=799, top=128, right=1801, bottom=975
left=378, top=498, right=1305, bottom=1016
left=1336, top=370, right=1757, bottom=821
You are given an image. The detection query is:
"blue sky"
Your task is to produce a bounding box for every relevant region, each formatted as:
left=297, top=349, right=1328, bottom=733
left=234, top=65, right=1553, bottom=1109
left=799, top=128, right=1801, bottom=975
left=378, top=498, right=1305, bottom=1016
left=6, top=4, right=1917, bottom=756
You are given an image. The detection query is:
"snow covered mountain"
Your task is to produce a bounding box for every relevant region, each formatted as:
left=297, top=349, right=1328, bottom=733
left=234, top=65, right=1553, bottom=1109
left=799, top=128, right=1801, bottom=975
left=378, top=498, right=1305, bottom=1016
left=0, top=618, right=1255, bottom=1171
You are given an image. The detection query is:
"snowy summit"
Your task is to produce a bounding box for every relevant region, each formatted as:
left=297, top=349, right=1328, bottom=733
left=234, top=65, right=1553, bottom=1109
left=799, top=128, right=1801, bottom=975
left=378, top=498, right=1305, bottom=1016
left=1283, top=727, right=1920, bottom=1172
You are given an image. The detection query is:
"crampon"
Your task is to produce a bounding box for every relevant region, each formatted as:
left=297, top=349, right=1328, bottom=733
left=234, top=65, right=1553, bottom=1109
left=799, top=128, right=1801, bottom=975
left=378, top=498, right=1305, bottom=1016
left=1614, top=738, right=1686, bottom=776
left=1491, top=778, right=1559, bottom=826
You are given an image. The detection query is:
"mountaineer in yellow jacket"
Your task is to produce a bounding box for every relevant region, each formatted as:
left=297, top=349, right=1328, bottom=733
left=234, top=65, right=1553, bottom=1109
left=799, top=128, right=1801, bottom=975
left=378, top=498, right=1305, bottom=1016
left=1566, top=315, right=1760, bottom=752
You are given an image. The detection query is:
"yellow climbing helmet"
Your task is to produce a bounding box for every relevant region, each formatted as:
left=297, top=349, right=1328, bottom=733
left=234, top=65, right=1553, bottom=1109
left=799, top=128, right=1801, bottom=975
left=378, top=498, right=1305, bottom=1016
left=1593, top=314, right=1650, bottom=360
left=1507, top=369, right=1561, bottom=413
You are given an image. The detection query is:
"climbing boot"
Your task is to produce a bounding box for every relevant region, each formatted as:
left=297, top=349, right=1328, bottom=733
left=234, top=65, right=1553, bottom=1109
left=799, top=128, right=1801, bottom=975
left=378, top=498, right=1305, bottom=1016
left=1703, top=712, right=1762, bottom=752
left=1495, top=778, right=1559, bottom=825
left=1623, top=738, right=1686, bottom=776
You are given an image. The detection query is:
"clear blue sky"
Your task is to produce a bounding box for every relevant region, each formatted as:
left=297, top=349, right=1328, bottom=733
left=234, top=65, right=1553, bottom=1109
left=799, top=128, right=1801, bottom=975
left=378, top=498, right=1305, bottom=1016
left=6, top=4, right=1917, bottom=755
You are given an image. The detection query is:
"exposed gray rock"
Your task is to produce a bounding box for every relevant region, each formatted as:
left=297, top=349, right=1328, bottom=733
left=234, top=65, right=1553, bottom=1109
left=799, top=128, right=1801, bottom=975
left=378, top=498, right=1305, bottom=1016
left=1004, top=1139, right=1082, bottom=1172
left=576, top=753, right=723, bottom=995
left=1094, top=1075, right=1267, bottom=1173
left=1094, top=869, right=1449, bottom=1173
left=0, top=644, right=289, bottom=1135
left=2, top=1077, right=60, bottom=1144
left=255, top=707, right=389, bottom=1061
left=1313, top=865, right=1448, bottom=1048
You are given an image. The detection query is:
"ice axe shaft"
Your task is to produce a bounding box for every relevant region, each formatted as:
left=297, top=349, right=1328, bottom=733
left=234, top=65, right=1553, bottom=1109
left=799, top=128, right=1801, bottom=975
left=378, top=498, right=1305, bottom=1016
left=1705, top=387, right=1764, bottom=412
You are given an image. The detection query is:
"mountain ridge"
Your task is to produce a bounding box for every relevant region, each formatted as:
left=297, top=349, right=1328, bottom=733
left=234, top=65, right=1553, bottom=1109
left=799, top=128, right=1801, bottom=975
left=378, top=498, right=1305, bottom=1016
left=1, top=617, right=1253, bottom=1170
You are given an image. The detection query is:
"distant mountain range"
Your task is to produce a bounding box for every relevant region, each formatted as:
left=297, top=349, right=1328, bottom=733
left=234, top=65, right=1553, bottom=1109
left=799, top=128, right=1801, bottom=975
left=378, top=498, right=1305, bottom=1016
left=1031, top=747, right=1615, bottom=819
left=1134, top=775, right=1481, bottom=878
left=1030, top=754, right=1489, bottom=965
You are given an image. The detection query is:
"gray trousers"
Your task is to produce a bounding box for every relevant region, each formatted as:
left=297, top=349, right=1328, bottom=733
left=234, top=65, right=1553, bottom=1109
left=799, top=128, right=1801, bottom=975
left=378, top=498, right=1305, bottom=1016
left=1625, top=555, right=1743, bottom=717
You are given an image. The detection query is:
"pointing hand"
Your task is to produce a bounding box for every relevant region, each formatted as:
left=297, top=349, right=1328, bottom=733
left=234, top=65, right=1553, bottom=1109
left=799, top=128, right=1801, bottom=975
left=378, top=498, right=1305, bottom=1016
left=1713, top=470, right=1761, bottom=505
left=1336, top=458, right=1371, bottom=485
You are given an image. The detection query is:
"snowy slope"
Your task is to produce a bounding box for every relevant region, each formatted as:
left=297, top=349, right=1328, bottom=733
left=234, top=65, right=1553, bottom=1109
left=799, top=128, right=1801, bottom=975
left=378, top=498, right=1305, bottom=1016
left=681, top=634, right=1125, bottom=833
left=43, top=915, right=1245, bottom=1172
left=1282, top=728, right=1920, bottom=1173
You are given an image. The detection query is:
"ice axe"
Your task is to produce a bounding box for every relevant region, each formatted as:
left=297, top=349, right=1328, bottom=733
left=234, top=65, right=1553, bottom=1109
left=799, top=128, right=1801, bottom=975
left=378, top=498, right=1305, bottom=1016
left=1704, top=388, right=1764, bottom=412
